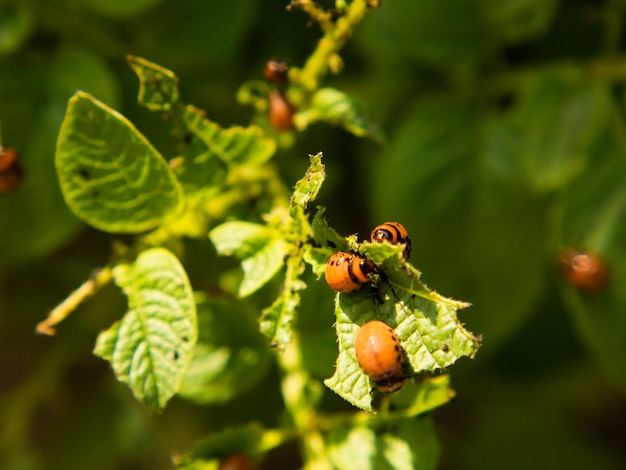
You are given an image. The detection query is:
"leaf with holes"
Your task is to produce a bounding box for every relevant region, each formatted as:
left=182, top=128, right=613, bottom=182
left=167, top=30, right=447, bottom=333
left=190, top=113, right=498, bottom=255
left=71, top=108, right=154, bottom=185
left=289, top=152, right=325, bottom=217
left=181, top=104, right=276, bottom=166
left=93, top=248, right=197, bottom=412
left=56, top=91, right=183, bottom=233
left=324, top=242, right=481, bottom=412
left=128, top=55, right=180, bottom=111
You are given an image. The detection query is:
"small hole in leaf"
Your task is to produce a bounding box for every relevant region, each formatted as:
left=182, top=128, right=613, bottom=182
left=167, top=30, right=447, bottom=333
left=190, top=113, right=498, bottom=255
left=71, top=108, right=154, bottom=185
left=172, top=350, right=179, bottom=361
left=182, top=336, right=189, bottom=342
left=78, top=169, right=90, bottom=180
left=91, top=190, right=100, bottom=198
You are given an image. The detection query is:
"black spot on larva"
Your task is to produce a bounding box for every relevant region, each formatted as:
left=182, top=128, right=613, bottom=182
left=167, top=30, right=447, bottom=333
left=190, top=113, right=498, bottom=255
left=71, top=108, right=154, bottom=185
left=396, top=353, right=402, bottom=362
left=327, top=240, right=337, bottom=248
left=394, top=344, right=401, bottom=352
left=78, top=169, right=90, bottom=180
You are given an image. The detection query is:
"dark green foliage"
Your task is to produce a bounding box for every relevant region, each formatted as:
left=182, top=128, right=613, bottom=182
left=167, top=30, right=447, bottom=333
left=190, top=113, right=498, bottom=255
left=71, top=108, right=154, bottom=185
left=3, top=1, right=626, bottom=469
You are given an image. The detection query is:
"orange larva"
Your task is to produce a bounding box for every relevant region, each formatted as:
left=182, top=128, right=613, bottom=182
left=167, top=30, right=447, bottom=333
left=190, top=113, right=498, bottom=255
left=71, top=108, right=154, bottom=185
left=354, top=320, right=405, bottom=393
left=0, top=147, right=24, bottom=193
left=263, top=59, right=289, bottom=85
left=325, top=251, right=376, bottom=293
left=559, top=248, right=609, bottom=294
left=370, top=222, right=411, bottom=260
left=268, top=90, right=295, bottom=132
left=218, top=454, right=257, bottom=470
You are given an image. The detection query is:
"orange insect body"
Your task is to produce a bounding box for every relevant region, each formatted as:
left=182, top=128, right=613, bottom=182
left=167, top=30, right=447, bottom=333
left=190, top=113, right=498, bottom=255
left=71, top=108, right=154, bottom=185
left=268, top=90, right=295, bottom=132
left=559, top=248, right=609, bottom=294
left=325, top=251, right=376, bottom=293
left=370, top=221, right=411, bottom=260
left=263, top=59, right=289, bottom=85
left=0, top=147, right=24, bottom=193
left=218, top=454, right=257, bottom=470
left=354, top=320, right=406, bottom=393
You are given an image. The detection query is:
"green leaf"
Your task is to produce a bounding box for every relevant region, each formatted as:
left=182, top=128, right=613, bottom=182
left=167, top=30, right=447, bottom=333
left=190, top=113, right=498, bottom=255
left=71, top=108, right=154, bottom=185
left=556, top=136, right=626, bottom=386
left=0, top=4, right=33, bottom=53
left=175, top=424, right=265, bottom=469
left=181, top=105, right=276, bottom=166
left=370, top=97, right=547, bottom=355
left=259, top=278, right=305, bottom=347
left=326, top=417, right=440, bottom=470
left=295, top=89, right=384, bottom=142
left=324, top=243, right=480, bottom=412
left=128, top=55, right=179, bottom=111
left=289, top=152, right=326, bottom=217
left=509, top=76, right=610, bottom=191
left=179, top=295, right=271, bottom=404
left=210, top=221, right=288, bottom=297
left=0, top=46, right=120, bottom=266
left=56, top=91, right=183, bottom=233
left=481, top=0, right=558, bottom=43
left=93, top=248, right=197, bottom=411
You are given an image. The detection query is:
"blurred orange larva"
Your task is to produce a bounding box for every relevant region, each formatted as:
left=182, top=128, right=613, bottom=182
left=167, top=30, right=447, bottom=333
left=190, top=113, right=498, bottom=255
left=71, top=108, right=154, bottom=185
left=263, top=59, right=289, bottom=85
left=559, top=248, right=609, bottom=294
left=0, top=146, right=24, bottom=193
left=268, top=90, right=295, bottom=132
left=218, top=453, right=257, bottom=470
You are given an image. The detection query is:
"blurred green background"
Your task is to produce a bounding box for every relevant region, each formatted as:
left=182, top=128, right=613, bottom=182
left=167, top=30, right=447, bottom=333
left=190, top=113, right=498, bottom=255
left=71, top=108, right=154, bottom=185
left=2, top=0, right=626, bottom=469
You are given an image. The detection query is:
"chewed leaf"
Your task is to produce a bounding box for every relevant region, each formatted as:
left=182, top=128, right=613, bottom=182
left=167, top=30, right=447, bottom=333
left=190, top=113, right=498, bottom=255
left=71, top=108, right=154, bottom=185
left=289, top=152, right=325, bottom=216
left=259, top=278, right=305, bottom=347
left=128, top=55, right=179, bottom=111
left=56, top=92, right=183, bottom=233
left=210, top=221, right=288, bottom=297
left=294, top=88, right=384, bottom=142
left=181, top=105, right=276, bottom=166
left=93, top=248, right=197, bottom=412
left=325, top=242, right=480, bottom=411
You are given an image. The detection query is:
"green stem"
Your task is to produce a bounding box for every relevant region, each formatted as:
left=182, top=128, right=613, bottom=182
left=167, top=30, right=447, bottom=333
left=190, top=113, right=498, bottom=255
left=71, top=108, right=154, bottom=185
left=36, top=266, right=113, bottom=335
left=279, top=336, right=333, bottom=470
left=295, top=0, right=370, bottom=92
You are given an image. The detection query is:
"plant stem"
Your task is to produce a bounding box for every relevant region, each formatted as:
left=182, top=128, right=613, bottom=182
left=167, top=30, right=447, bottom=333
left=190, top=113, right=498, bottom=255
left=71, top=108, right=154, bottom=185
left=279, top=336, right=333, bottom=470
left=295, top=0, right=370, bottom=92
left=36, top=266, right=113, bottom=335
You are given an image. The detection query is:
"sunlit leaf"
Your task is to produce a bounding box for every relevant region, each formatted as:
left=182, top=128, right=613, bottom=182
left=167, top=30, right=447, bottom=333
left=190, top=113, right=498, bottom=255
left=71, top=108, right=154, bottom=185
left=56, top=92, right=183, bottom=233
left=128, top=55, right=179, bottom=111
left=93, top=248, right=197, bottom=411
left=324, top=242, right=480, bottom=412
left=326, top=416, right=440, bottom=470
left=209, top=221, right=288, bottom=297
left=289, top=152, right=325, bottom=217
left=181, top=105, right=276, bottom=166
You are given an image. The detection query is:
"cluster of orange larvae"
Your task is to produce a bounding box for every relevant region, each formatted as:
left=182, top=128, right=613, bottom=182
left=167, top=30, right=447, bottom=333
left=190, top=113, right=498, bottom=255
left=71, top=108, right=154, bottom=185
left=325, top=221, right=412, bottom=393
